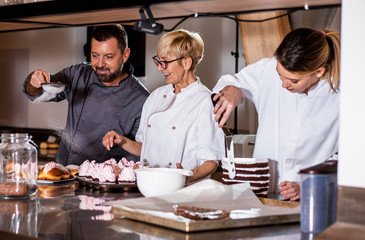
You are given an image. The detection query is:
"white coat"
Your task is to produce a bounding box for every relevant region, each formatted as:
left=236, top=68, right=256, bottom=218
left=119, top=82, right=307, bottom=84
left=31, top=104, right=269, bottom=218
left=136, top=78, right=225, bottom=171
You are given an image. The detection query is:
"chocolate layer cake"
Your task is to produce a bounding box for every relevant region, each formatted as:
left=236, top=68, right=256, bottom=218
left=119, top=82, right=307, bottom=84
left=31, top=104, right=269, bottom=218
left=173, top=205, right=229, bottom=220
left=222, top=158, right=270, bottom=197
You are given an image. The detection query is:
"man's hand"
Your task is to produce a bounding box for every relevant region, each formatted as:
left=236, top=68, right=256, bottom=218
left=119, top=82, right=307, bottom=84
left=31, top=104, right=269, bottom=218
left=25, top=69, right=50, bottom=96
left=213, top=85, right=242, bottom=127
left=30, top=70, right=50, bottom=88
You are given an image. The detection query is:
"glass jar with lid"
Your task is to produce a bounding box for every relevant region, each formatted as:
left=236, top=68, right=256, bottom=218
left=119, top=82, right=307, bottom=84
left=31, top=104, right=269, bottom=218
left=0, top=133, right=38, bottom=198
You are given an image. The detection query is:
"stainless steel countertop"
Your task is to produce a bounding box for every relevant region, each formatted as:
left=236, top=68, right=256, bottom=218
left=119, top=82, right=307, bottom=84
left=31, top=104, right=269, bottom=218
left=0, top=181, right=305, bottom=240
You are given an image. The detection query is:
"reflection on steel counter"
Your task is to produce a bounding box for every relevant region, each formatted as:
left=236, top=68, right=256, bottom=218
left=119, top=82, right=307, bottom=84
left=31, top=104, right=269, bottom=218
left=0, top=198, right=40, bottom=238
left=78, top=195, right=113, bottom=221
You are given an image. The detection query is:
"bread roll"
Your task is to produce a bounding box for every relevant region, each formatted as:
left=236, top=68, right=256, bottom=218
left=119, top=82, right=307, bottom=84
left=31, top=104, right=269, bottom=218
left=56, top=164, right=71, bottom=179
left=40, top=142, right=48, bottom=149
left=38, top=167, right=62, bottom=181
left=65, top=164, right=79, bottom=177
left=39, top=142, right=59, bottom=149
left=47, top=149, right=58, bottom=156
left=47, top=143, right=59, bottom=149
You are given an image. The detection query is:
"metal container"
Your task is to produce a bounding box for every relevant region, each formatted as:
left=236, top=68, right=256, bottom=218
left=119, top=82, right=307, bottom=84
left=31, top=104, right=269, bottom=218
left=299, top=160, right=337, bottom=233
left=0, top=133, right=38, bottom=198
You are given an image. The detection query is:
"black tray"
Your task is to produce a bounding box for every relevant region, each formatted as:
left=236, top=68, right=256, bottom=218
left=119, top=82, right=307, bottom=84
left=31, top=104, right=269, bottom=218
left=75, top=176, right=136, bottom=191
left=38, top=178, right=75, bottom=185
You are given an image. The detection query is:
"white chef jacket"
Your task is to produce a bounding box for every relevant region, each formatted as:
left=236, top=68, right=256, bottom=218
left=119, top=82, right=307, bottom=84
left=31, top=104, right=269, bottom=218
left=213, top=58, right=339, bottom=192
left=136, top=78, right=225, bottom=170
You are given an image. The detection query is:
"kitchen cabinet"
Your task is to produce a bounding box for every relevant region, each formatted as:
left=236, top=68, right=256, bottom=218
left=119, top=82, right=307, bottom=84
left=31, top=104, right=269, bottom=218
left=0, top=0, right=340, bottom=33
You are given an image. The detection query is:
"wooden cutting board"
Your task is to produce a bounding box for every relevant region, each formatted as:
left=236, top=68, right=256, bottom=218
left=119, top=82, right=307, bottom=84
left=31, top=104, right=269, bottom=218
left=112, top=198, right=300, bottom=232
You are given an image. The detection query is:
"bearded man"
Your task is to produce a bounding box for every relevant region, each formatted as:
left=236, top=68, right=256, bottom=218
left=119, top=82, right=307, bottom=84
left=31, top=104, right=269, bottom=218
left=23, top=25, right=149, bottom=165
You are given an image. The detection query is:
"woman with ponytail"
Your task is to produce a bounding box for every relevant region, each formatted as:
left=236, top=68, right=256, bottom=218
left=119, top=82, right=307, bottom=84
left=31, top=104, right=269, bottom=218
left=213, top=28, right=341, bottom=201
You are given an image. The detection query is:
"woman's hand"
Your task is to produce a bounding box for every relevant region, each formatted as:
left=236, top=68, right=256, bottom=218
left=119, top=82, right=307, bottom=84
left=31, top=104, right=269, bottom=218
left=102, top=130, right=142, bottom=156
left=102, top=130, right=123, bottom=150
left=176, top=163, right=192, bottom=183
left=279, top=181, right=301, bottom=201
left=213, top=85, right=242, bottom=127
left=176, top=161, right=217, bottom=184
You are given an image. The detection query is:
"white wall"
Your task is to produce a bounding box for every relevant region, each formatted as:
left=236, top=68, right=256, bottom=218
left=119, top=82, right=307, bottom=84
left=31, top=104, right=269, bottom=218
left=0, top=27, right=86, bottom=130
left=0, top=18, right=257, bottom=133
left=338, top=0, right=365, bottom=188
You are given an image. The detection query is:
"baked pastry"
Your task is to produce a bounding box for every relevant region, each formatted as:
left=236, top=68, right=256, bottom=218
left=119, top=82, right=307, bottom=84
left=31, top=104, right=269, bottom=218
left=38, top=161, right=63, bottom=181
left=65, top=164, right=80, bottom=177
left=39, top=142, right=48, bottom=149
left=47, top=142, right=59, bottom=149
left=56, top=164, right=71, bottom=179
left=39, top=142, right=59, bottom=149
left=222, top=158, right=270, bottom=197
left=173, top=205, right=229, bottom=220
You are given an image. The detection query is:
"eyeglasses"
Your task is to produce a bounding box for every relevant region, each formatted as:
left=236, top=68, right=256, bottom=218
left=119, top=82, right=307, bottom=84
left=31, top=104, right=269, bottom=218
left=152, top=55, right=184, bottom=70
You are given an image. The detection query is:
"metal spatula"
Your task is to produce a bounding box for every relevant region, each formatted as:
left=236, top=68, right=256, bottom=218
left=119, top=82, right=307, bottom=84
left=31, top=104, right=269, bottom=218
left=211, top=93, right=236, bottom=179
left=225, top=134, right=236, bottom=179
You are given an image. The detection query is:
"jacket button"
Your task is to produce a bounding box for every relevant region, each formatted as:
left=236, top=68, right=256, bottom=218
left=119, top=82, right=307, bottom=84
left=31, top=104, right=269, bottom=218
left=143, top=158, right=147, bottom=162
left=163, top=95, right=167, bottom=98
left=172, top=126, right=176, bottom=130
left=168, top=162, right=172, bottom=166
left=148, top=124, right=151, bottom=128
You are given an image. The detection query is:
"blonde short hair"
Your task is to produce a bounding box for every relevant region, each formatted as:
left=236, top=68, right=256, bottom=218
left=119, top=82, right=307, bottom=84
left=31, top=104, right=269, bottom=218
left=156, top=29, right=204, bottom=72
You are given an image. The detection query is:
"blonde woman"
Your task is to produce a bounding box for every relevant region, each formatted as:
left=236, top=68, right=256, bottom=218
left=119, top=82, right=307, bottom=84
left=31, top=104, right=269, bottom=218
left=103, top=29, right=225, bottom=183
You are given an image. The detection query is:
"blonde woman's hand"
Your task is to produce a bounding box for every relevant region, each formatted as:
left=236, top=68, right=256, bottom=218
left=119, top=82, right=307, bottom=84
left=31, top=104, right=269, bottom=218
left=102, top=130, right=123, bottom=150
left=176, top=163, right=194, bottom=184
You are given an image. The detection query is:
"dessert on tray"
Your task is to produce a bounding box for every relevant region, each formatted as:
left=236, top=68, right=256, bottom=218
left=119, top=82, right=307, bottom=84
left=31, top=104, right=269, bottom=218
left=38, top=161, right=79, bottom=181
left=173, top=205, right=230, bottom=220
left=78, top=157, right=149, bottom=184
left=222, top=158, right=270, bottom=197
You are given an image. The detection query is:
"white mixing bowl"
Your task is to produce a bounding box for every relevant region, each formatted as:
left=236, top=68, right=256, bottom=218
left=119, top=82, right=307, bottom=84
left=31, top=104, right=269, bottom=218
left=135, top=168, right=193, bottom=197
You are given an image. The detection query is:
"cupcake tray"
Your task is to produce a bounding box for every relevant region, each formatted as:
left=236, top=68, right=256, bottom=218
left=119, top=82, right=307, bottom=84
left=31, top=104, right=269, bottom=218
left=75, top=176, right=137, bottom=191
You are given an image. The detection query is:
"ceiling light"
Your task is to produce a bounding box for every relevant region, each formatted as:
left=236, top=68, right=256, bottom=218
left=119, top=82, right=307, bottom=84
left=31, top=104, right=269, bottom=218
left=133, top=6, right=164, bottom=35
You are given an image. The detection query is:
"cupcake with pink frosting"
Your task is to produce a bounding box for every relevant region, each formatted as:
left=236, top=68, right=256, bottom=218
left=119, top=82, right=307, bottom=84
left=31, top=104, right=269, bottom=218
left=78, top=157, right=149, bottom=184
left=104, top=158, right=117, bottom=167
left=118, top=167, right=136, bottom=183
left=79, top=160, right=90, bottom=179
left=99, top=164, right=117, bottom=183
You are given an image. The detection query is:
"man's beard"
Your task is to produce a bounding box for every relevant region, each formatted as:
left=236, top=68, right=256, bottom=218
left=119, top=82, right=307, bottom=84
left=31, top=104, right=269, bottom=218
left=95, top=64, right=123, bottom=83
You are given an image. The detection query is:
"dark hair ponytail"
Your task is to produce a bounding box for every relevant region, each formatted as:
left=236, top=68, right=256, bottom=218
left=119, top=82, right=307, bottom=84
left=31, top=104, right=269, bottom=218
left=275, top=28, right=340, bottom=92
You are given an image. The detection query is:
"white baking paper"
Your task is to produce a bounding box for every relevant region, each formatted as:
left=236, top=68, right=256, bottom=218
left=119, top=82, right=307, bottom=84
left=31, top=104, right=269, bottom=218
left=108, top=179, right=299, bottom=221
